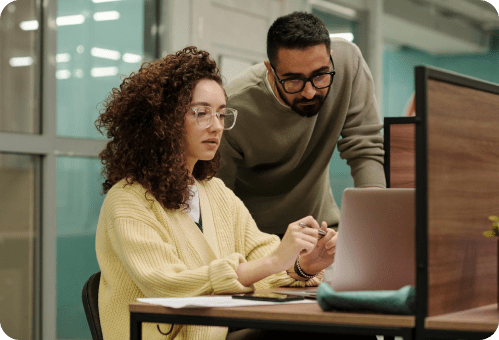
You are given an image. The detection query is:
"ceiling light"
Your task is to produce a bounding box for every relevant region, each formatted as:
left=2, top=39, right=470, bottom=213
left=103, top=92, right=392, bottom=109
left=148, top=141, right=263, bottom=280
left=56, top=70, right=71, bottom=80
left=9, top=57, right=34, bottom=67
left=91, top=66, right=119, bottom=77
left=56, top=53, right=71, bottom=63
left=19, top=20, right=39, bottom=31
left=91, top=47, right=121, bottom=60
left=329, top=33, right=354, bottom=42
left=93, top=11, right=120, bottom=21
left=122, top=53, right=142, bottom=63
left=57, top=15, right=85, bottom=26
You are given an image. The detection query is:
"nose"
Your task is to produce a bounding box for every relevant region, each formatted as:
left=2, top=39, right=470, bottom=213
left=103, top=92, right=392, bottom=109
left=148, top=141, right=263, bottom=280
left=209, top=114, right=224, bottom=132
left=300, top=80, right=317, bottom=100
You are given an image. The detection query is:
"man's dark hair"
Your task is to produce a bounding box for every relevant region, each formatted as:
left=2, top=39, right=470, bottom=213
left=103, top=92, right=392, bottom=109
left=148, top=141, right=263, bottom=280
left=267, top=12, right=331, bottom=66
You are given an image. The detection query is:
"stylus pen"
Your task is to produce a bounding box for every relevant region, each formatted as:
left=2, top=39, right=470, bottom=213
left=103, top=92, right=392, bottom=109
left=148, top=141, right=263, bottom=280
left=299, top=223, right=327, bottom=238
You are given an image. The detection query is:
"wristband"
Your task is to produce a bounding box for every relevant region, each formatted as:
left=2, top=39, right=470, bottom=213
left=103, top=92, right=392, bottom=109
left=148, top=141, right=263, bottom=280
left=294, top=256, right=318, bottom=279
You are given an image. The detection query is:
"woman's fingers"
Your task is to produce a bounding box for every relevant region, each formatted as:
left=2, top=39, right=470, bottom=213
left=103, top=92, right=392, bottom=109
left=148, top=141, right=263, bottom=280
left=324, top=229, right=337, bottom=255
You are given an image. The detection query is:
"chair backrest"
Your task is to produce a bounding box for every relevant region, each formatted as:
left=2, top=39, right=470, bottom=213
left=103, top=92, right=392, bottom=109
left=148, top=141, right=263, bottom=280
left=82, top=271, right=103, bottom=340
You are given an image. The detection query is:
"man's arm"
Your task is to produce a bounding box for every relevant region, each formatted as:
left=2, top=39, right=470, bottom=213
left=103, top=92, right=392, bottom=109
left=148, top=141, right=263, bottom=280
left=337, top=45, right=386, bottom=189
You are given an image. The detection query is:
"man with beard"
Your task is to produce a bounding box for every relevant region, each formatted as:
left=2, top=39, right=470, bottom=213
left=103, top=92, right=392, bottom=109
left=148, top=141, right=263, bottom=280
left=217, top=12, right=386, bottom=238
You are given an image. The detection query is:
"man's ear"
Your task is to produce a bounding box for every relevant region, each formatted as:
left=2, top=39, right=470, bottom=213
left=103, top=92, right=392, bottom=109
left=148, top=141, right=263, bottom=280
left=264, top=60, right=273, bottom=80
left=330, top=49, right=333, bottom=56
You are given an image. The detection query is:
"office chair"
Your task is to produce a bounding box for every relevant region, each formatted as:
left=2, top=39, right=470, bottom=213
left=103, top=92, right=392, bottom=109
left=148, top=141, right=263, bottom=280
left=82, top=271, right=104, bottom=340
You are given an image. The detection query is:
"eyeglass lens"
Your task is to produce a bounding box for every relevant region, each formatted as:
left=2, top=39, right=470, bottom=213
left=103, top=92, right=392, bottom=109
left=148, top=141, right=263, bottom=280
left=283, top=73, right=333, bottom=93
left=195, top=107, right=236, bottom=130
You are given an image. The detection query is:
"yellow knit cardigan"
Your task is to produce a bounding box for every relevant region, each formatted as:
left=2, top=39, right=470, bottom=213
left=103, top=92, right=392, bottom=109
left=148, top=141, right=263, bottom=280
left=96, top=177, right=321, bottom=340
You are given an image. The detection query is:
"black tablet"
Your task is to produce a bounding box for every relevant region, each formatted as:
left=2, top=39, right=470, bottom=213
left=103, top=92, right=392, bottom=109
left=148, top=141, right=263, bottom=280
left=232, top=292, right=304, bottom=302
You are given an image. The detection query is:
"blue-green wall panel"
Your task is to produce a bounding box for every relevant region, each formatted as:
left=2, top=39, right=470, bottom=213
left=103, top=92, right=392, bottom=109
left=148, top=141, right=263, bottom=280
left=56, top=0, right=144, bottom=139
left=56, top=157, right=105, bottom=339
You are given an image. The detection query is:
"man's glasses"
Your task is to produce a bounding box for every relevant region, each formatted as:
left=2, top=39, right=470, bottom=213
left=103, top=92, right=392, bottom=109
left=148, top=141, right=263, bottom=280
left=190, top=106, right=238, bottom=130
left=270, top=56, right=336, bottom=94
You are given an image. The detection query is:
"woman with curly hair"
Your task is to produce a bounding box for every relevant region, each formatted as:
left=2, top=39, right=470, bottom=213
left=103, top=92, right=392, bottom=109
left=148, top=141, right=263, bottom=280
left=94, top=46, right=336, bottom=340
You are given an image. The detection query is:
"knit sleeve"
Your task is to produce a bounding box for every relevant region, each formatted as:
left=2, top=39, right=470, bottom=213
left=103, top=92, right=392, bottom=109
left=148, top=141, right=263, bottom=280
left=225, top=183, right=323, bottom=289
left=337, top=45, right=386, bottom=189
left=104, top=190, right=253, bottom=298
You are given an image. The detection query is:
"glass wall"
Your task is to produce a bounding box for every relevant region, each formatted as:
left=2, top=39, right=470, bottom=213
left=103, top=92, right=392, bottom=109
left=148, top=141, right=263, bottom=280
left=56, top=157, right=104, bottom=339
left=0, top=0, right=39, bottom=338
left=55, top=1, right=148, bottom=338
left=0, top=1, right=38, bottom=133
left=0, top=0, right=155, bottom=338
left=56, top=0, right=144, bottom=139
left=0, top=153, right=37, bottom=340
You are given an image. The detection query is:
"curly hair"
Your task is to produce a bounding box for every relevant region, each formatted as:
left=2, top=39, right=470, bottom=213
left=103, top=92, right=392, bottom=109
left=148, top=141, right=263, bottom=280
left=95, top=46, right=223, bottom=210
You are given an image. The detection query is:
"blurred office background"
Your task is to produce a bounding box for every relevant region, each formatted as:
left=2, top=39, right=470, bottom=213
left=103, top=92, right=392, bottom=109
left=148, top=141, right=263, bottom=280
left=0, top=0, right=497, bottom=339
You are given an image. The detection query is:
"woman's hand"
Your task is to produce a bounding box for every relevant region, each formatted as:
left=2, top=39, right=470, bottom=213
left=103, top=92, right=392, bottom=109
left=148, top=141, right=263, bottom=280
left=298, top=221, right=337, bottom=275
left=269, top=216, right=322, bottom=273
left=236, top=216, right=329, bottom=286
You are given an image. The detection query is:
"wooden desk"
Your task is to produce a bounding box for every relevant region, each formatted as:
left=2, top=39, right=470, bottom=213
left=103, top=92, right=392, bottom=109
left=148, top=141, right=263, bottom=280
left=130, top=299, right=415, bottom=340
left=423, top=304, right=498, bottom=340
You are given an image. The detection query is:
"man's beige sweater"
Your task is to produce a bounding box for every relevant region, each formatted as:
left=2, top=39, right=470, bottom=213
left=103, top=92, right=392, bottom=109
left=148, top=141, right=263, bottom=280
left=218, top=39, right=386, bottom=234
left=96, top=178, right=320, bottom=340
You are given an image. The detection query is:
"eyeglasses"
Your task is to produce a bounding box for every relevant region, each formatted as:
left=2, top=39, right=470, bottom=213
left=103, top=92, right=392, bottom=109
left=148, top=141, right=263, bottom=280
left=270, top=56, right=336, bottom=94
left=190, top=106, right=238, bottom=130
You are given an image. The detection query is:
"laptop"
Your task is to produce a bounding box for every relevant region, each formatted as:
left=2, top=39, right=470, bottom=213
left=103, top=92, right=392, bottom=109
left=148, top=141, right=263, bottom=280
left=328, top=188, right=416, bottom=291
left=278, top=188, right=415, bottom=298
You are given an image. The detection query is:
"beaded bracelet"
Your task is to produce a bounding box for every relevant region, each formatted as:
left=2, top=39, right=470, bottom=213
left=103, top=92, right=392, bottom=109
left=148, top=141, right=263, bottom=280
left=294, top=256, right=319, bottom=279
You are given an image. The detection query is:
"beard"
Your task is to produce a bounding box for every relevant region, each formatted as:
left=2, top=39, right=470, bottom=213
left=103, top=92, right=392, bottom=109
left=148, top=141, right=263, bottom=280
left=291, top=95, right=324, bottom=117
left=275, top=82, right=328, bottom=117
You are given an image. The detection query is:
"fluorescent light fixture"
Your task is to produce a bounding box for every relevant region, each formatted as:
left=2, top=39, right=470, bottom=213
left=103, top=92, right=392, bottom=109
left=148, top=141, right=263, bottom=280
left=56, top=70, right=71, bottom=80
left=92, top=0, right=122, bottom=3
left=57, top=14, right=85, bottom=26
left=329, top=33, right=354, bottom=42
left=91, top=47, right=121, bottom=60
left=91, top=66, right=119, bottom=77
left=9, top=57, right=34, bottom=67
left=56, top=53, right=71, bottom=63
left=19, top=20, right=39, bottom=31
left=122, top=53, right=142, bottom=63
left=93, top=11, right=120, bottom=21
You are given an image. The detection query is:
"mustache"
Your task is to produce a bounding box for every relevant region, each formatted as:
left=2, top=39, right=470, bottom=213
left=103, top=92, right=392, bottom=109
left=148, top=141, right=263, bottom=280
left=295, top=95, right=323, bottom=104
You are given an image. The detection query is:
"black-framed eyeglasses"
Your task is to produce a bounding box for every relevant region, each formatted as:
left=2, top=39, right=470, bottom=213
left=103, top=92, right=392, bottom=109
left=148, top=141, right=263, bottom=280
left=270, top=56, right=336, bottom=94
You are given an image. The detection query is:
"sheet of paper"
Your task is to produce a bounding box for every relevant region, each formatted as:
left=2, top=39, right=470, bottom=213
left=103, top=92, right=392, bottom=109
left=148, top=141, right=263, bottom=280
left=137, top=296, right=316, bottom=309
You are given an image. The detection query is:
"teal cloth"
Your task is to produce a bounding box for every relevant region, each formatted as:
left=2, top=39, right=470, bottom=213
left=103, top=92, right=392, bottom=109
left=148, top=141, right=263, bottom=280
left=316, top=283, right=416, bottom=315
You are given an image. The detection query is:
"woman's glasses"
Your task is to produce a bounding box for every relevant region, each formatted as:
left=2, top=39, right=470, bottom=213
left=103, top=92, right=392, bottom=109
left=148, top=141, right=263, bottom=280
left=190, top=106, right=238, bottom=130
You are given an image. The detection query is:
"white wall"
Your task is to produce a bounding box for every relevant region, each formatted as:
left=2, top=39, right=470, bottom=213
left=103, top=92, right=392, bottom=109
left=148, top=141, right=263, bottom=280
left=161, top=0, right=308, bottom=83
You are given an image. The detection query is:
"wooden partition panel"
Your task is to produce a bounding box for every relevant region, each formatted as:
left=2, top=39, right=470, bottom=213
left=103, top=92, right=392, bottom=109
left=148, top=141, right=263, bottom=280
left=384, top=117, right=416, bottom=189
left=420, top=73, right=499, bottom=317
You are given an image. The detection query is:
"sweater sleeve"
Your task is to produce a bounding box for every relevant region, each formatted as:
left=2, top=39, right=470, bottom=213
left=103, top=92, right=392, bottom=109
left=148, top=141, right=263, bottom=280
left=104, top=190, right=253, bottom=298
left=337, top=45, right=386, bottom=188
left=224, top=183, right=323, bottom=289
